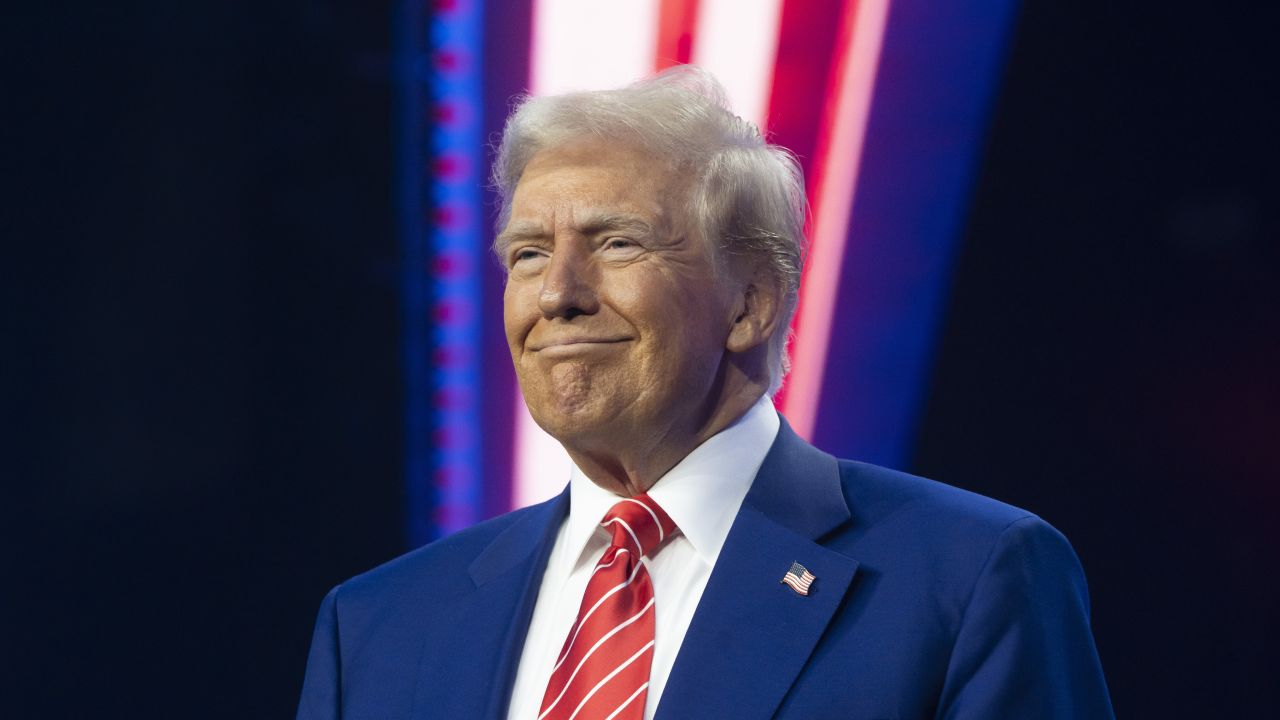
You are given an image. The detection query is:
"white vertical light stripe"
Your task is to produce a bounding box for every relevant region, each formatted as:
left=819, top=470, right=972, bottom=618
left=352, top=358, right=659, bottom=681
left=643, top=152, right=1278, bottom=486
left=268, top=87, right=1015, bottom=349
left=531, top=0, right=662, bottom=95
left=516, top=0, right=664, bottom=511
left=512, top=398, right=573, bottom=508
left=690, top=0, right=785, bottom=128
left=784, top=0, right=892, bottom=440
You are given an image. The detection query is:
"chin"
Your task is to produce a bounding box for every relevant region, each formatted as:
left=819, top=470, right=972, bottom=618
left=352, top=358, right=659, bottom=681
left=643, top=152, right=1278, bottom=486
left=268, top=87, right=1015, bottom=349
left=528, top=396, right=613, bottom=440
left=521, top=363, right=611, bottom=425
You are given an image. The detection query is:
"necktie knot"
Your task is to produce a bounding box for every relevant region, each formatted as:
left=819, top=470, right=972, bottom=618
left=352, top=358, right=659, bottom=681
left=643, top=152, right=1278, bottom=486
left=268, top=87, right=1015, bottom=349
left=600, top=494, right=677, bottom=559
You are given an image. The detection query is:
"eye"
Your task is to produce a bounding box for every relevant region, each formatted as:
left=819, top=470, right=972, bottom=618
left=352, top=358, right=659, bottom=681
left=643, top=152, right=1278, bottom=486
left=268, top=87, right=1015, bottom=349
left=602, top=237, right=637, bottom=251
left=508, top=247, right=548, bottom=269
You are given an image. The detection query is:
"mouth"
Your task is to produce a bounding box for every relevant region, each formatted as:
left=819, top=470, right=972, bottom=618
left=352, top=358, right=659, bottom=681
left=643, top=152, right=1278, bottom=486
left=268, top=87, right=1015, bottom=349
left=528, top=337, right=632, bottom=356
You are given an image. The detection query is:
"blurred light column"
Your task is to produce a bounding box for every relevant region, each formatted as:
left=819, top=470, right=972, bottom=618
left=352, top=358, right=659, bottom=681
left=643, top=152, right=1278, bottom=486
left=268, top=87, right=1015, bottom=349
left=399, top=0, right=486, bottom=544
left=777, top=0, right=891, bottom=440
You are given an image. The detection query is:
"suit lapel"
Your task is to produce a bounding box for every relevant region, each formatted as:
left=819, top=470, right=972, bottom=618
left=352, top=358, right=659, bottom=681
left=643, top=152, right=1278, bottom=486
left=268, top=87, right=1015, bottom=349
left=411, top=488, right=569, bottom=720
left=656, top=421, right=858, bottom=720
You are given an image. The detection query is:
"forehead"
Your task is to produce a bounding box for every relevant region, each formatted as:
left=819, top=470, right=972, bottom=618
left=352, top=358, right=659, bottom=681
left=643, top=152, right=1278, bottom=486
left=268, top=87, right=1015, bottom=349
left=508, top=140, right=682, bottom=224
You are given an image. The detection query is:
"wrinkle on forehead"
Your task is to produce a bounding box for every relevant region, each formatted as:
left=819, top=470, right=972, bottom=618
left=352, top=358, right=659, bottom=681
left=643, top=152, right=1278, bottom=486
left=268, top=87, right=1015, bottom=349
left=498, top=209, right=658, bottom=240
left=496, top=141, right=693, bottom=257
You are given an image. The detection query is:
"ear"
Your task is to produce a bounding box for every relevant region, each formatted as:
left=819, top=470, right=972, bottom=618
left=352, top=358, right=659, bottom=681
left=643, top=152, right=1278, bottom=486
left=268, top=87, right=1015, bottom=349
left=725, top=262, right=783, bottom=355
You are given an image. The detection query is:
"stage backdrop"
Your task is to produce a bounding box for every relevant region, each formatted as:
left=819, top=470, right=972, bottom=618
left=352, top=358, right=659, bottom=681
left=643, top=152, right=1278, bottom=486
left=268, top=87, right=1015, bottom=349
left=6, top=1, right=1276, bottom=718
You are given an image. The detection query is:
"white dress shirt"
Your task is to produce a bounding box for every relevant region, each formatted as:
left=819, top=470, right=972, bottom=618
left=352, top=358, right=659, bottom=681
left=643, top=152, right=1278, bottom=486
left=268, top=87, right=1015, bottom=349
left=505, top=396, right=781, bottom=720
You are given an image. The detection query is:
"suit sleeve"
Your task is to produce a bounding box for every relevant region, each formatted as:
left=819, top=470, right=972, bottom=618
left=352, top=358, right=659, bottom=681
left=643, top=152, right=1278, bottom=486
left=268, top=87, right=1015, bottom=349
left=936, top=516, right=1114, bottom=719
left=296, top=585, right=342, bottom=720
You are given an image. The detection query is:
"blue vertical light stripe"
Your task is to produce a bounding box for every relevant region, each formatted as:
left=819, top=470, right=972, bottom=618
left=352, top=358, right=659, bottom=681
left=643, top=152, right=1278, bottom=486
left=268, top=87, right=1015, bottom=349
left=397, top=0, right=487, bottom=547
left=428, top=0, right=485, bottom=539
left=812, top=0, right=1020, bottom=468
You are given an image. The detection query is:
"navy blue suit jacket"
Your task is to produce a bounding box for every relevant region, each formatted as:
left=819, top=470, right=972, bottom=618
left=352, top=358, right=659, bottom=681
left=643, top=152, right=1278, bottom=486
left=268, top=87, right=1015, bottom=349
left=297, top=422, right=1113, bottom=719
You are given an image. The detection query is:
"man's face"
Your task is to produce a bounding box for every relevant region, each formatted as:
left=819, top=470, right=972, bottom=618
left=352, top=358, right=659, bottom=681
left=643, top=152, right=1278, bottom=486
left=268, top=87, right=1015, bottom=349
left=500, top=139, right=739, bottom=449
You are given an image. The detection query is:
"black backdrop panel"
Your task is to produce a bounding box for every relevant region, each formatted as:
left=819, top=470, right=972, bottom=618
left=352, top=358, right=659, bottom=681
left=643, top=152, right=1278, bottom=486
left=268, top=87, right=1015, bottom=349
left=912, top=2, right=1280, bottom=716
left=4, top=2, right=402, bottom=716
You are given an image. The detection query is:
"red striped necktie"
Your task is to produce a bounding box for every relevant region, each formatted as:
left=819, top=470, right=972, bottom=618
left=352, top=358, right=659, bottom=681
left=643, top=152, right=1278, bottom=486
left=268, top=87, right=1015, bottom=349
left=538, top=494, right=678, bottom=720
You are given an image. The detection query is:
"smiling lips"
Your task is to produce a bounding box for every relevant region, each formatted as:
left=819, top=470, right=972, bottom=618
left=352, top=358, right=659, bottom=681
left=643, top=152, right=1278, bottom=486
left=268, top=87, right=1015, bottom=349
left=529, top=336, right=631, bottom=356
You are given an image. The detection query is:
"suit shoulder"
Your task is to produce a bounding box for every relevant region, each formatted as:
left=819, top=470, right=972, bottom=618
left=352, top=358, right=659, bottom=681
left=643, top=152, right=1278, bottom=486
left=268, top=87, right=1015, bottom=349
left=832, top=459, right=1070, bottom=561
left=831, top=460, right=1084, bottom=610
left=838, top=459, right=1035, bottom=529
left=333, top=502, right=547, bottom=606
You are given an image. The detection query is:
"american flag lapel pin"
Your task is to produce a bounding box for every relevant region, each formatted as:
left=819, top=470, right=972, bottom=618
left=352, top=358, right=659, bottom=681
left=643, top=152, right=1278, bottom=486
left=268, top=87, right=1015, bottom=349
left=781, top=561, right=816, bottom=596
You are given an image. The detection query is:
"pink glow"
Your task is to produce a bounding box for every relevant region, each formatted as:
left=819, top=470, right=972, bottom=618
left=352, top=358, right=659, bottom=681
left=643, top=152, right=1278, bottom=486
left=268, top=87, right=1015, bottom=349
left=530, top=0, right=660, bottom=95
left=780, top=0, right=891, bottom=440
left=690, top=0, right=785, bottom=128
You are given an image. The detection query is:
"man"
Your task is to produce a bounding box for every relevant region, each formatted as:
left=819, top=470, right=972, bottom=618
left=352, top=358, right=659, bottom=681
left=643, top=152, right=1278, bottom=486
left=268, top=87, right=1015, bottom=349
left=297, top=68, right=1113, bottom=719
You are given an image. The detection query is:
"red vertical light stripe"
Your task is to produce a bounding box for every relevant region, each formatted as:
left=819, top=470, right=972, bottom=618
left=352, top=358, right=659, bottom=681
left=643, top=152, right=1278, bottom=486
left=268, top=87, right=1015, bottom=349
left=655, top=0, right=701, bottom=70
left=763, top=0, right=846, bottom=185
left=772, top=0, right=861, bottom=414
left=765, top=0, right=846, bottom=415
left=776, top=0, right=891, bottom=438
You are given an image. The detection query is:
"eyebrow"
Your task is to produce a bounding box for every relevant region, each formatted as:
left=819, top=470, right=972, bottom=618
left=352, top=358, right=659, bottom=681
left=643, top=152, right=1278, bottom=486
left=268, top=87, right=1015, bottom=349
left=494, top=212, right=657, bottom=255
left=576, top=212, right=656, bottom=239
left=493, top=222, right=548, bottom=256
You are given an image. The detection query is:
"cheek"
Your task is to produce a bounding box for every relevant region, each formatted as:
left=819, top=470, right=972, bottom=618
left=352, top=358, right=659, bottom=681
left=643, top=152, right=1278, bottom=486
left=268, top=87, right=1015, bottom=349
left=626, top=274, right=723, bottom=345
left=503, top=285, right=536, bottom=351
left=667, top=290, right=732, bottom=365
left=603, top=273, right=644, bottom=311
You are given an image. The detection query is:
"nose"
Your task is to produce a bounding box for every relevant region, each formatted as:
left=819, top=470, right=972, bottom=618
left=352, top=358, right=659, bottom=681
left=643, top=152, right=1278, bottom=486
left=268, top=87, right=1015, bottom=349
left=538, top=244, right=599, bottom=319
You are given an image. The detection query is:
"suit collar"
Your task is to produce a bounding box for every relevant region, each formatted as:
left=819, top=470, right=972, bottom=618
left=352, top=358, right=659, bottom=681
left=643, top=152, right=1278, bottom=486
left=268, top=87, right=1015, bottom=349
left=655, top=416, right=859, bottom=720
left=644, top=395, right=780, bottom=565
left=742, top=415, right=851, bottom=539
left=556, top=395, right=781, bottom=570
left=413, top=490, right=569, bottom=720
left=468, top=488, right=569, bottom=588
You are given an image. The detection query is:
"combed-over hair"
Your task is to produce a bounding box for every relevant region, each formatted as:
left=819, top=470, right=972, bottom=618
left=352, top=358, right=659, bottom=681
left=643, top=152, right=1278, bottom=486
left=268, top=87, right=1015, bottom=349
left=491, top=66, right=807, bottom=394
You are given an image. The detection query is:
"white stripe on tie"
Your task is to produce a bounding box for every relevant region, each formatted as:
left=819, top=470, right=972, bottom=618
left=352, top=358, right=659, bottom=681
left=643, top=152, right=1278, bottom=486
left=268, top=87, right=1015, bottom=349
left=565, top=640, right=656, bottom=720
left=539, top=598, right=655, bottom=719
left=552, top=554, right=644, bottom=668
left=600, top=517, right=642, bottom=554
left=593, top=549, right=628, bottom=574
left=619, top=498, right=664, bottom=542
left=602, top=682, right=649, bottom=720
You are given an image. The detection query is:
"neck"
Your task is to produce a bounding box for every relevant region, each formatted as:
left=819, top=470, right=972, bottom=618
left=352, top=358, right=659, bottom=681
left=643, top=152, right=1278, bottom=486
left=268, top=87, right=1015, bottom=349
left=564, top=380, right=769, bottom=497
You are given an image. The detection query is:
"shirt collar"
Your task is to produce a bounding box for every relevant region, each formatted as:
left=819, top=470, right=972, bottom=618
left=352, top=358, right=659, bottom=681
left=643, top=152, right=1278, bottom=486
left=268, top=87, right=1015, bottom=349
left=564, top=395, right=781, bottom=568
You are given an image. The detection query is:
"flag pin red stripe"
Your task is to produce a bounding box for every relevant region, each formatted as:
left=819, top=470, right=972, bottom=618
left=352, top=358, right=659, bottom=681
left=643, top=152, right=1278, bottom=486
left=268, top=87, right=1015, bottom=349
left=781, top=561, right=816, bottom=596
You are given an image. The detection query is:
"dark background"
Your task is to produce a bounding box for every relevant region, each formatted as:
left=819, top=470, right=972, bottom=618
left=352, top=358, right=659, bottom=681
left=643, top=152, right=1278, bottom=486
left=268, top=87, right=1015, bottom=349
left=4, top=1, right=1276, bottom=717
left=914, top=3, right=1279, bottom=714
left=4, top=1, right=402, bottom=715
